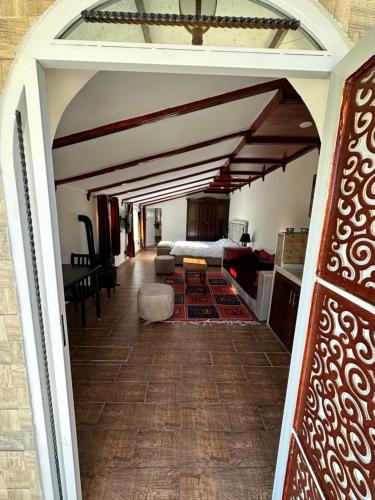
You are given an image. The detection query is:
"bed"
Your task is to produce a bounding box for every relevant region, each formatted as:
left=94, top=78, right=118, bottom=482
left=167, top=220, right=248, bottom=266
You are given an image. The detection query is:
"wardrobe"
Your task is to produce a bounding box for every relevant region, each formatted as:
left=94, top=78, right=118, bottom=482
left=186, top=197, right=229, bottom=241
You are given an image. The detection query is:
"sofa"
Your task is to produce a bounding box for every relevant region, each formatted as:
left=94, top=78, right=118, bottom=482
left=221, top=247, right=275, bottom=321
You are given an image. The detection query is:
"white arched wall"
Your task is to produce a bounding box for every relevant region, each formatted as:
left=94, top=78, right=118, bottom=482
left=0, top=1, right=352, bottom=500
left=46, top=68, right=96, bottom=138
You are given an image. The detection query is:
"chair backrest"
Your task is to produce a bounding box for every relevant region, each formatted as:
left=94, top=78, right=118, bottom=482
left=71, top=253, right=91, bottom=266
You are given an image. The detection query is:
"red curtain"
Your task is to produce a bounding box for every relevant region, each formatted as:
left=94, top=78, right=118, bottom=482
left=126, top=203, right=135, bottom=258
left=109, top=197, right=120, bottom=256
left=97, top=195, right=111, bottom=260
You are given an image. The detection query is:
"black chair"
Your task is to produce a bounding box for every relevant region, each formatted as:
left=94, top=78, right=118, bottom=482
left=66, top=253, right=98, bottom=327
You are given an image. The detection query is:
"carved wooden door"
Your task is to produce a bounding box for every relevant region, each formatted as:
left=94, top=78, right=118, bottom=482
left=282, top=46, right=374, bottom=498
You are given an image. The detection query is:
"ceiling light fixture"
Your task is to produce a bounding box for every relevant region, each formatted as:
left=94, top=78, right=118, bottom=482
left=299, top=121, right=313, bottom=129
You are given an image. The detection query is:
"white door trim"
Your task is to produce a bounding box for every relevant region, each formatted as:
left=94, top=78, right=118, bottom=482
left=0, top=2, right=353, bottom=499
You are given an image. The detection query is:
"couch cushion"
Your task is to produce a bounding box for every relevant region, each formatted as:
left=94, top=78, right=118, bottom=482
left=255, top=249, right=275, bottom=262
left=224, top=246, right=253, bottom=261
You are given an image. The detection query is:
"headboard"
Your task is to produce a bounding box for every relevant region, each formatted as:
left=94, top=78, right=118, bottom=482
left=228, top=220, right=248, bottom=243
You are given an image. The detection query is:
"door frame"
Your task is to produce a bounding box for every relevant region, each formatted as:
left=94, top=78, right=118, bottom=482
left=0, top=1, right=358, bottom=498
left=272, top=29, right=375, bottom=498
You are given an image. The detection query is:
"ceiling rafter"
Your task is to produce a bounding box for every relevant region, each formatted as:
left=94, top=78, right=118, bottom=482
left=121, top=177, right=216, bottom=201
left=110, top=167, right=225, bottom=197
left=206, top=89, right=282, bottom=192
left=86, top=156, right=229, bottom=198
left=52, top=78, right=290, bottom=149
left=56, top=131, right=243, bottom=186
left=129, top=186, right=210, bottom=205
left=126, top=182, right=212, bottom=201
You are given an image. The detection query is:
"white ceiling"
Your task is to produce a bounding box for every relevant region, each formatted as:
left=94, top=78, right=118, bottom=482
left=52, top=71, right=277, bottom=200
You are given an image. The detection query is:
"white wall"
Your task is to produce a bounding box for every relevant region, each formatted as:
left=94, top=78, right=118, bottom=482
left=229, top=149, right=319, bottom=253
left=56, top=186, right=127, bottom=266
left=55, top=184, right=98, bottom=264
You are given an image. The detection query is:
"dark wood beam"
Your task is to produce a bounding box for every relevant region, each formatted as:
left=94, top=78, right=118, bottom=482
left=136, top=188, right=208, bottom=206
left=229, top=144, right=318, bottom=194
left=121, top=178, right=215, bottom=201
left=53, top=79, right=288, bottom=149
left=127, top=184, right=211, bottom=202
left=55, top=132, right=242, bottom=186
left=87, top=155, right=229, bottom=196
left=284, top=144, right=318, bottom=164
left=268, top=29, right=288, bottom=49
left=135, top=0, right=152, bottom=43
left=245, top=135, right=320, bottom=145
left=222, top=170, right=270, bottom=176
left=231, top=158, right=285, bottom=164
left=111, top=165, right=226, bottom=197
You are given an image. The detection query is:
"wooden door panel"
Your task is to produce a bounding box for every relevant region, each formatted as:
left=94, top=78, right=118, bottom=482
left=293, top=284, right=374, bottom=499
left=283, top=55, right=375, bottom=499
left=318, top=57, right=375, bottom=304
left=284, top=436, right=321, bottom=500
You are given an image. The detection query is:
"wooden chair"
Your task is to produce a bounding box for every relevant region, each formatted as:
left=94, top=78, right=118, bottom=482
left=66, top=253, right=97, bottom=327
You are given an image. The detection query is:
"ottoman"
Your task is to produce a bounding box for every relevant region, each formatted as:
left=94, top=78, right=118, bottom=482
left=137, top=283, right=174, bottom=322
left=154, top=255, right=175, bottom=275
left=157, top=240, right=173, bottom=256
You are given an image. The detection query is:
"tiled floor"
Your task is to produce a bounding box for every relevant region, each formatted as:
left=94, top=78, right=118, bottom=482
left=66, top=249, right=290, bottom=499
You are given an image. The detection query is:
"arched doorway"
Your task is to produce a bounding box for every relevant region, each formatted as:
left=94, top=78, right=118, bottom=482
left=0, top=2, right=373, bottom=499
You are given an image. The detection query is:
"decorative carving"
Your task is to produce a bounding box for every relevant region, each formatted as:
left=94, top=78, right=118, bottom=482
left=295, top=284, right=375, bottom=499
left=319, top=57, right=375, bottom=304
left=81, top=10, right=300, bottom=31
left=283, top=436, right=321, bottom=500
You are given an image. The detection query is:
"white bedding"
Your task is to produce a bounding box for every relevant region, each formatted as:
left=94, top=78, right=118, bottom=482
left=170, top=238, right=239, bottom=259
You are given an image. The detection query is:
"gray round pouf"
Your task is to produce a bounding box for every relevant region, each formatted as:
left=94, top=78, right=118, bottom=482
left=137, top=283, right=174, bottom=322
left=154, top=255, right=175, bottom=275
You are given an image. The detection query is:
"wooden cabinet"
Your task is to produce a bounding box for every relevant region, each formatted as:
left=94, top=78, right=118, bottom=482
left=269, top=271, right=300, bottom=352
left=186, top=198, right=229, bottom=241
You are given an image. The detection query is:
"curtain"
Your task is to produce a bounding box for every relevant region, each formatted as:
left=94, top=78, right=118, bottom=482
left=109, top=197, right=120, bottom=256
left=97, top=195, right=111, bottom=260
left=126, top=203, right=135, bottom=258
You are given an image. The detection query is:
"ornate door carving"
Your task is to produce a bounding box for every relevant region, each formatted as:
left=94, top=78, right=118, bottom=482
left=283, top=57, right=375, bottom=499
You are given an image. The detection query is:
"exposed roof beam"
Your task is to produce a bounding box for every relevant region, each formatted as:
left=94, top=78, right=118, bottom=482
left=126, top=183, right=211, bottom=202
left=225, top=170, right=279, bottom=176
left=121, top=178, right=215, bottom=201
left=56, top=132, right=242, bottom=186
left=245, top=135, right=320, bottom=145
left=133, top=187, right=208, bottom=206
left=135, top=0, right=152, bottom=43
left=231, top=158, right=285, bottom=164
left=87, top=156, right=229, bottom=196
left=110, top=167, right=224, bottom=197
left=52, top=79, right=289, bottom=149
left=269, top=29, right=288, bottom=49
left=230, top=145, right=319, bottom=193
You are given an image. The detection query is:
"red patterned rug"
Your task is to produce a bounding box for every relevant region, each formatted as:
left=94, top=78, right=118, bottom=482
left=161, top=272, right=258, bottom=323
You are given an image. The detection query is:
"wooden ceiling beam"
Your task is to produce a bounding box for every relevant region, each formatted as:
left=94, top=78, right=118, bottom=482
left=126, top=183, right=211, bottom=202
left=268, top=29, right=288, bottom=49
left=56, top=132, right=242, bottom=186
left=53, top=79, right=289, bottom=149
left=231, top=158, right=285, bottom=164
left=86, top=156, right=229, bottom=196
left=222, top=170, right=271, bottom=176
left=245, top=135, right=320, bottom=145
left=110, top=167, right=224, bottom=197
left=133, top=187, right=208, bottom=206
left=121, top=178, right=215, bottom=201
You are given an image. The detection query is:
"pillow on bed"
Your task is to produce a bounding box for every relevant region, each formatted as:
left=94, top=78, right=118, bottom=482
left=217, top=238, right=239, bottom=247
left=224, top=246, right=253, bottom=261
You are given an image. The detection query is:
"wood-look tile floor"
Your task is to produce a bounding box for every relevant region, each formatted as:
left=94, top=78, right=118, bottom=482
left=66, top=249, right=290, bottom=499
